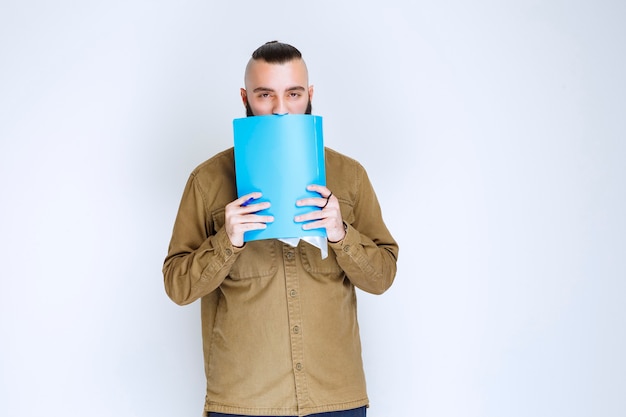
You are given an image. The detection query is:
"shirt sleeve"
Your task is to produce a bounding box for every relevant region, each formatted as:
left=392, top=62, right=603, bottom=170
left=328, top=165, right=399, bottom=295
left=162, top=173, right=243, bottom=305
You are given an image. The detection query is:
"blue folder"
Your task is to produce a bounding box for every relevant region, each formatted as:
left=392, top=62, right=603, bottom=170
left=233, top=114, right=327, bottom=242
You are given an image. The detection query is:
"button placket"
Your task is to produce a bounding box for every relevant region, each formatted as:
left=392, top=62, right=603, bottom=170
left=282, top=244, right=309, bottom=405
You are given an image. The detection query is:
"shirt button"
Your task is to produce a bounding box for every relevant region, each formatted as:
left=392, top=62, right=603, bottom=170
left=295, top=363, right=303, bottom=371
left=343, top=245, right=350, bottom=252
left=293, top=325, right=300, bottom=334
left=225, top=249, right=232, bottom=256
left=289, top=289, right=297, bottom=297
left=286, top=251, right=294, bottom=260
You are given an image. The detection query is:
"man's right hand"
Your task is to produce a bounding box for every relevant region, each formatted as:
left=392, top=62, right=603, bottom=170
left=224, top=192, right=273, bottom=247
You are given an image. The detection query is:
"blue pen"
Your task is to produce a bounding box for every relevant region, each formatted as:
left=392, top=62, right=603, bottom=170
left=241, top=197, right=255, bottom=207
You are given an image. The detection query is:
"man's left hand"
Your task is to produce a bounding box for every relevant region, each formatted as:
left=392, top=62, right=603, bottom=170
left=295, top=184, right=346, bottom=243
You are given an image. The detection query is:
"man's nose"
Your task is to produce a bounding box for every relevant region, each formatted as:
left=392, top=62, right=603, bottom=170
left=272, top=97, right=288, bottom=115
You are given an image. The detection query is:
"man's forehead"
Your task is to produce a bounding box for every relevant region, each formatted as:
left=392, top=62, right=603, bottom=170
left=244, top=58, right=309, bottom=85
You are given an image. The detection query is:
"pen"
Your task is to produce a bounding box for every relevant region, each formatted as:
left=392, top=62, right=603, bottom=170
left=241, top=197, right=255, bottom=207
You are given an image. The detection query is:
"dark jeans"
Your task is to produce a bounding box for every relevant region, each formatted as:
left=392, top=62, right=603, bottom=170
left=208, top=406, right=367, bottom=417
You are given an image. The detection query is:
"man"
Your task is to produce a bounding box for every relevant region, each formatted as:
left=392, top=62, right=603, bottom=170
left=163, top=41, right=399, bottom=417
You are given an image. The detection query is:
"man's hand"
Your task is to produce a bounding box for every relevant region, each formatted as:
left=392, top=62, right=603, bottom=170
left=225, top=192, right=274, bottom=247
left=295, top=185, right=346, bottom=243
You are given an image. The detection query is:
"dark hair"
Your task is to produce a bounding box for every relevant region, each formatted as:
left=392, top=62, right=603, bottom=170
left=251, top=41, right=302, bottom=63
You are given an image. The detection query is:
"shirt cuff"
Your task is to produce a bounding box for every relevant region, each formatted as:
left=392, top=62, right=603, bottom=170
left=214, top=228, right=246, bottom=260
left=328, top=222, right=355, bottom=250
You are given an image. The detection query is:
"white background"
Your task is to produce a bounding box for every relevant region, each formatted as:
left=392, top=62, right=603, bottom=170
left=1, top=1, right=625, bottom=416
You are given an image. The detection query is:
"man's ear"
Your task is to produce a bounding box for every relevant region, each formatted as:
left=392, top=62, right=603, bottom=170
left=308, top=85, right=314, bottom=102
left=240, top=88, right=248, bottom=107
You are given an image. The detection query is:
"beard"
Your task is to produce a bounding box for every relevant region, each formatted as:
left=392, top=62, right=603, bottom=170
left=246, top=100, right=313, bottom=117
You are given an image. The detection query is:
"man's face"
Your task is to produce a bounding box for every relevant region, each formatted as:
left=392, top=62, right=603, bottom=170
left=241, top=58, right=314, bottom=116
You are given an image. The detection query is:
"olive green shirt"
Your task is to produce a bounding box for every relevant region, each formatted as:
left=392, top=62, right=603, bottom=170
left=163, top=147, right=399, bottom=417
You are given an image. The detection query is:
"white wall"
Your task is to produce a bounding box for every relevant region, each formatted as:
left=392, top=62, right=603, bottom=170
left=1, top=1, right=625, bottom=416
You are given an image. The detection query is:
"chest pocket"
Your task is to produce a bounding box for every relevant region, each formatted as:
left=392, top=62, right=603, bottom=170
left=211, top=208, right=277, bottom=280
left=299, top=241, right=343, bottom=279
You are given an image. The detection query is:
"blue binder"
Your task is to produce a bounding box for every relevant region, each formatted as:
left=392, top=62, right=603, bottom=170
left=233, top=114, right=327, bottom=242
